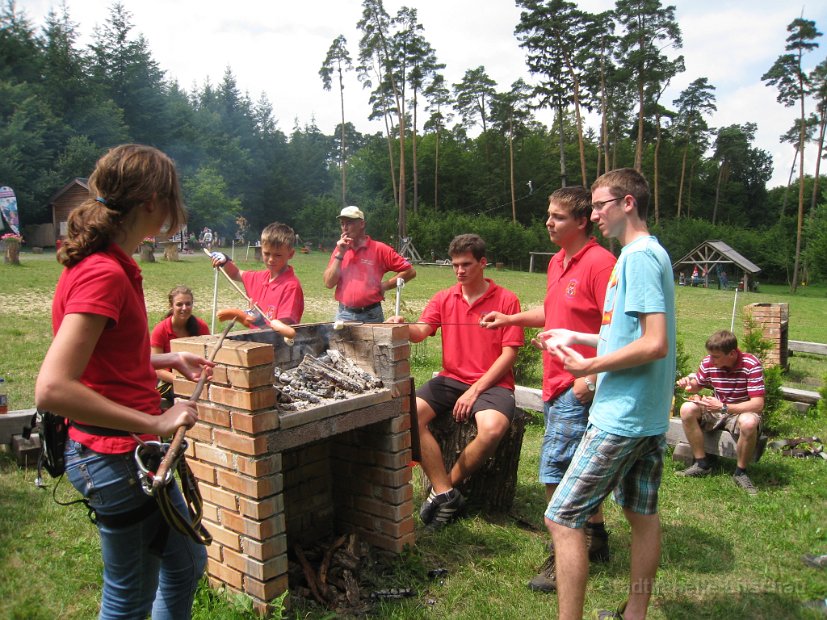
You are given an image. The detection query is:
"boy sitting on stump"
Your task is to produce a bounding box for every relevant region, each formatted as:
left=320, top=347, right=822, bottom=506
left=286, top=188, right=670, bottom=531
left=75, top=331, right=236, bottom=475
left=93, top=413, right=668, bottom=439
left=387, top=234, right=523, bottom=530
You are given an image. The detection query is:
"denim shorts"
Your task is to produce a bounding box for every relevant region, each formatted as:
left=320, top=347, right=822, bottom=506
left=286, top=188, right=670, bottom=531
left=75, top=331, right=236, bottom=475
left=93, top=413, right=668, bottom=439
left=539, top=386, right=589, bottom=485
left=335, top=302, right=385, bottom=323
left=545, top=425, right=666, bottom=528
left=65, top=439, right=206, bottom=619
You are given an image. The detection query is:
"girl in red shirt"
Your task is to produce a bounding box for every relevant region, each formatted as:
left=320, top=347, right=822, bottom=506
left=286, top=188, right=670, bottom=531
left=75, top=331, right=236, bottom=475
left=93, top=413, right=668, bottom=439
left=151, top=285, right=211, bottom=400
left=35, top=144, right=212, bottom=619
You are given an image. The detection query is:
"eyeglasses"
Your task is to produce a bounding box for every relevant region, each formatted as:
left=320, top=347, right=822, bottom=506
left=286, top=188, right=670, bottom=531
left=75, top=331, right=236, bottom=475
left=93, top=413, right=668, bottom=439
left=590, top=197, right=623, bottom=212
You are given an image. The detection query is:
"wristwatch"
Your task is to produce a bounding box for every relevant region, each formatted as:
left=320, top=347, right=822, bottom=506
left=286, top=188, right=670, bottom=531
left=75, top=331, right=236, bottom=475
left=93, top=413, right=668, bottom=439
left=583, top=377, right=596, bottom=392
left=721, top=403, right=728, bottom=414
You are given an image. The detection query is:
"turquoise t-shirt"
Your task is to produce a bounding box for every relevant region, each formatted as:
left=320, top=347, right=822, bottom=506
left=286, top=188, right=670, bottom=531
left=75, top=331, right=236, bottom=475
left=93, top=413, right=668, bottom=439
left=589, top=235, right=676, bottom=437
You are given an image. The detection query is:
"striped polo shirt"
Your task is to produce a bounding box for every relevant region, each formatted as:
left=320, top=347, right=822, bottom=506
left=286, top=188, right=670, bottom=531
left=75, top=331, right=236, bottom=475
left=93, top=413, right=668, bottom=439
left=696, top=350, right=765, bottom=404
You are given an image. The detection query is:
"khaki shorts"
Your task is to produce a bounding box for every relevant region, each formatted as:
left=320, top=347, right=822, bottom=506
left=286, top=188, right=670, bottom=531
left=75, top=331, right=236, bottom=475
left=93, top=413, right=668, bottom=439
left=698, top=407, right=761, bottom=438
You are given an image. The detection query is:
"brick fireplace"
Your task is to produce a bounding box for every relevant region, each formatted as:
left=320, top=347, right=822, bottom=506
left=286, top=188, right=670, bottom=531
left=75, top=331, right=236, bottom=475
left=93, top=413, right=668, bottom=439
left=170, top=323, right=415, bottom=614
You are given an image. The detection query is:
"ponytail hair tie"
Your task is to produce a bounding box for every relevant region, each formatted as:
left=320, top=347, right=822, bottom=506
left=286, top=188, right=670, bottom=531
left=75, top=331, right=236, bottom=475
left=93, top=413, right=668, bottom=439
left=95, top=197, right=108, bottom=206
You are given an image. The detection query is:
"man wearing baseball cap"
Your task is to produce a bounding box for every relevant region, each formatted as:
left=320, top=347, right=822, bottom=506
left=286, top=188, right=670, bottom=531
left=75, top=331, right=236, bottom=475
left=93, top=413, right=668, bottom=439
left=323, top=206, right=416, bottom=322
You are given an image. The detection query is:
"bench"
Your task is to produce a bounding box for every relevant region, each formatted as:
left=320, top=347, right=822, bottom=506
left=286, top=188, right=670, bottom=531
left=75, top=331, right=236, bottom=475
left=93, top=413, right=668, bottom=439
left=665, top=417, right=768, bottom=465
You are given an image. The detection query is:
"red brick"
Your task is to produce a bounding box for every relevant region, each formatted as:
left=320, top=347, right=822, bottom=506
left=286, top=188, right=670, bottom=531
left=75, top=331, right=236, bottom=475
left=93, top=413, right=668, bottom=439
left=216, top=469, right=282, bottom=499
left=244, top=573, right=289, bottom=602
left=209, top=384, right=276, bottom=411
left=242, top=533, right=287, bottom=561
left=356, top=528, right=416, bottom=554
left=213, top=340, right=274, bottom=366
left=223, top=547, right=288, bottom=582
left=228, top=364, right=275, bottom=388
left=203, top=520, right=241, bottom=551
left=202, top=502, right=219, bottom=523
left=207, top=557, right=243, bottom=589
left=235, top=454, right=282, bottom=477
left=351, top=495, right=412, bottom=521
left=373, top=448, right=412, bottom=469
left=187, top=458, right=216, bottom=485
left=232, top=410, right=280, bottom=434
left=388, top=413, right=411, bottom=433
left=187, top=422, right=213, bottom=443
left=172, top=377, right=196, bottom=398
left=206, top=541, right=222, bottom=561
left=214, top=428, right=269, bottom=456
left=221, top=510, right=278, bottom=539
left=197, top=403, right=231, bottom=428
left=238, top=494, right=284, bottom=520
left=199, top=483, right=238, bottom=511
left=210, top=365, right=229, bottom=385
left=195, top=443, right=232, bottom=468
left=170, top=336, right=208, bottom=357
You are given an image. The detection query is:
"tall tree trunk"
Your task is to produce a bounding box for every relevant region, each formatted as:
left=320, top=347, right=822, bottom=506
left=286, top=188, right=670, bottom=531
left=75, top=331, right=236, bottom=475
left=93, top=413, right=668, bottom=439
left=686, top=160, right=695, bottom=218
left=791, top=89, right=807, bottom=292
left=337, top=64, right=347, bottom=206
left=600, top=54, right=610, bottom=174
left=383, top=110, right=399, bottom=209
left=780, top=146, right=799, bottom=219
left=557, top=103, right=567, bottom=187
left=434, top=127, right=440, bottom=211
left=809, top=114, right=826, bottom=223
left=634, top=75, right=645, bottom=170
left=676, top=145, right=688, bottom=218
left=713, top=163, right=724, bottom=225
left=412, top=88, right=419, bottom=214
left=653, top=113, right=661, bottom=224
left=509, top=113, right=516, bottom=223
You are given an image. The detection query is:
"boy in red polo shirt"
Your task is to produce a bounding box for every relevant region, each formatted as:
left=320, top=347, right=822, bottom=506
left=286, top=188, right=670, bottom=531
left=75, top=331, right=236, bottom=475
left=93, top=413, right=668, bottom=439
left=388, top=234, right=524, bottom=530
left=211, top=222, right=304, bottom=325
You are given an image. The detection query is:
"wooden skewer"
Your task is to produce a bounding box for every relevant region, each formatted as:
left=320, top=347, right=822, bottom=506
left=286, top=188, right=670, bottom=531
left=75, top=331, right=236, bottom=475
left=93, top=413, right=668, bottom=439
left=151, top=317, right=236, bottom=493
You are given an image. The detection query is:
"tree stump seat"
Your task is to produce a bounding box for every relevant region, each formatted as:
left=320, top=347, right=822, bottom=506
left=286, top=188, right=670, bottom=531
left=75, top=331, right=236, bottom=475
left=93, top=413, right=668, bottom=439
left=420, top=408, right=529, bottom=514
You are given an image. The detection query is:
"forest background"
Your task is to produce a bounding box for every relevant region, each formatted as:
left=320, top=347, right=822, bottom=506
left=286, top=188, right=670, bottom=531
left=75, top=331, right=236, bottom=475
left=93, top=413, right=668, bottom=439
left=3, top=0, right=827, bottom=289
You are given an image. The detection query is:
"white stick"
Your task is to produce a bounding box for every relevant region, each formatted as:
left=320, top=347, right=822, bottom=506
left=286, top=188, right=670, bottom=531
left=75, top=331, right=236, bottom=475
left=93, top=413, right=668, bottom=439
left=730, top=287, right=738, bottom=333
left=394, top=278, right=404, bottom=316
left=211, top=265, right=219, bottom=333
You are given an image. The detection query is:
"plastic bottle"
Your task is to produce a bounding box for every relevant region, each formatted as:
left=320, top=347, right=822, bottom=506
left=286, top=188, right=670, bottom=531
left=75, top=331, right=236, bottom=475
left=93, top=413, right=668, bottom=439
left=0, top=377, right=7, bottom=414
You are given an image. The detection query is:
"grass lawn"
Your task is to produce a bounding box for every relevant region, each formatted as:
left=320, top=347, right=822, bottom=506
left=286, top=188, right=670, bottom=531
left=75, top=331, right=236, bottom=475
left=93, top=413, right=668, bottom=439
left=0, top=247, right=825, bottom=619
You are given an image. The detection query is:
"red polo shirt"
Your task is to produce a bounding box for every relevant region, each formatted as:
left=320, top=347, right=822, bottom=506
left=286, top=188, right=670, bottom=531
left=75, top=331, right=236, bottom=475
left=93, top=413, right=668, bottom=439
left=242, top=266, right=304, bottom=324
left=329, top=237, right=411, bottom=308
left=543, top=239, right=616, bottom=401
left=150, top=315, right=210, bottom=353
left=419, top=280, right=524, bottom=390
left=52, top=244, right=158, bottom=453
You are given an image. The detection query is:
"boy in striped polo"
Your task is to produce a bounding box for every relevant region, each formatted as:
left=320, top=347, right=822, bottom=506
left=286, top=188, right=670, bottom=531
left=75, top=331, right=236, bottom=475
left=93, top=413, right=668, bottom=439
left=676, top=329, right=765, bottom=494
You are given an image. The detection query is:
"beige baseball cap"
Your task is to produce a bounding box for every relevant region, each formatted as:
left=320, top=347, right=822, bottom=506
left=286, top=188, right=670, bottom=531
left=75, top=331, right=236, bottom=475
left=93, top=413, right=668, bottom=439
left=338, top=206, right=365, bottom=220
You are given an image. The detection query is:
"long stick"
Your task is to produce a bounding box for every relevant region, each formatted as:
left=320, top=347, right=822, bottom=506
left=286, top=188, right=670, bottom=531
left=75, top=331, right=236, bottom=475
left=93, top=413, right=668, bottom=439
left=210, top=265, right=219, bottom=333
left=394, top=277, right=403, bottom=316
left=730, top=287, right=739, bottom=332
left=152, top=318, right=235, bottom=493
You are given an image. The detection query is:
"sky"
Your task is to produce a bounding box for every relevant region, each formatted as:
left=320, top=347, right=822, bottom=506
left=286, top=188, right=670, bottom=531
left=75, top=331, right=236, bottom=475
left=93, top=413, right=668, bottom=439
left=17, top=0, right=827, bottom=189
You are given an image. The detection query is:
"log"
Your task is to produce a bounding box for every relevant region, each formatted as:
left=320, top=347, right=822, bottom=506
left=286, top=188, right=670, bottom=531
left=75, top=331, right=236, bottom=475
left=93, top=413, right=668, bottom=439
left=421, top=408, right=529, bottom=513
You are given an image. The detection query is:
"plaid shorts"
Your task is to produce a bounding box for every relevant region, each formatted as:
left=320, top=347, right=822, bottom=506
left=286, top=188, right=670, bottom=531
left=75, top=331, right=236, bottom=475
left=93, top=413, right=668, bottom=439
left=545, top=424, right=666, bottom=528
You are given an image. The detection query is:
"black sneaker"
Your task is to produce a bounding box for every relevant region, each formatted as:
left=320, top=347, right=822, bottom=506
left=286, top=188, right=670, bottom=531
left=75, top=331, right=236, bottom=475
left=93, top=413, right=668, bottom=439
left=425, top=489, right=466, bottom=531
left=419, top=491, right=440, bottom=525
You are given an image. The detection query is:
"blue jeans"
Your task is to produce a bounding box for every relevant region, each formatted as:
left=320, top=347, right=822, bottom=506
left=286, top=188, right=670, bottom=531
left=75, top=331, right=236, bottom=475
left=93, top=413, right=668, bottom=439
left=539, top=387, right=589, bottom=485
left=65, top=439, right=207, bottom=620
left=335, top=302, right=385, bottom=323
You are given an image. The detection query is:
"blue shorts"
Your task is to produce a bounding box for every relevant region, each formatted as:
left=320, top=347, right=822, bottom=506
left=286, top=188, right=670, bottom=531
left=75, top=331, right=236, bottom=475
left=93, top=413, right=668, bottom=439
left=545, top=424, right=666, bottom=528
left=539, top=387, right=589, bottom=485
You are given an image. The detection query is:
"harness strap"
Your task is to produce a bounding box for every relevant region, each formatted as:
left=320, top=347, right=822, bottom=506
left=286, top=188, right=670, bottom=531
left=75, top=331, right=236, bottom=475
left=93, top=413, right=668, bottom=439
left=153, top=458, right=212, bottom=546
